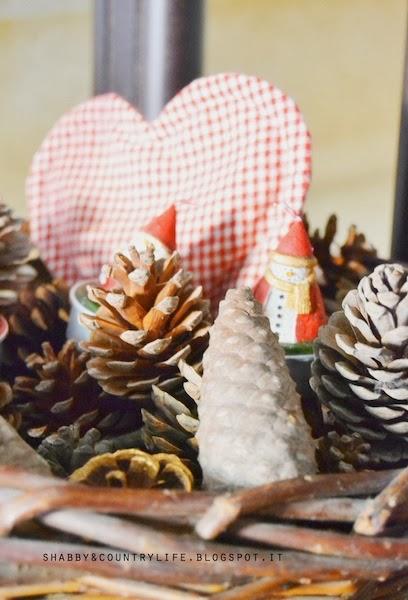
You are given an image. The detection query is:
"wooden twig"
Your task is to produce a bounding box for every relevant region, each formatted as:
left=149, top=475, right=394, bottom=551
left=13, top=507, right=398, bottom=587
left=0, top=489, right=383, bottom=541
left=5, top=498, right=408, bottom=584
left=0, top=563, right=86, bottom=586
left=0, top=485, right=212, bottom=534
left=232, top=520, right=408, bottom=560
left=2, top=466, right=408, bottom=595
left=0, top=579, right=83, bottom=598
left=42, top=510, right=191, bottom=554
left=196, top=469, right=401, bottom=539
left=80, top=575, right=206, bottom=599
left=7, top=510, right=281, bottom=583
left=262, top=497, right=366, bottom=523
left=272, top=580, right=357, bottom=597
left=354, top=466, right=408, bottom=536
left=349, top=573, right=408, bottom=600
left=1, top=467, right=405, bottom=531
left=212, top=553, right=391, bottom=600
left=180, top=583, right=229, bottom=595
left=45, top=592, right=124, bottom=600
left=0, top=537, right=404, bottom=586
left=0, top=537, right=238, bottom=585
left=42, top=509, right=279, bottom=572
left=349, top=581, right=382, bottom=600
left=46, top=596, right=130, bottom=600
left=0, top=466, right=66, bottom=490
left=210, top=578, right=280, bottom=600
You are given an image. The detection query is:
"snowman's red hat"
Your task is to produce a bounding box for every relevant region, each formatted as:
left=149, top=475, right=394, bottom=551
left=143, top=204, right=177, bottom=252
left=272, top=219, right=316, bottom=267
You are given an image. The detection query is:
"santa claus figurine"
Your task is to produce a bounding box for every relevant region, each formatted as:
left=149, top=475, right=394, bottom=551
left=254, top=219, right=326, bottom=345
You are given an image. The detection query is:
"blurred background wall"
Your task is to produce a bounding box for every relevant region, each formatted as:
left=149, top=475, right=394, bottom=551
left=0, top=0, right=406, bottom=256
left=0, top=0, right=92, bottom=216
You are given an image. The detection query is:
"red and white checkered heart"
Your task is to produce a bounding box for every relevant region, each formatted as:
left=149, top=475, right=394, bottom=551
left=27, top=73, right=311, bottom=307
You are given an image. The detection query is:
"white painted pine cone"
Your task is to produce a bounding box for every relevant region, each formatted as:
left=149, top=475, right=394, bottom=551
left=197, top=288, right=316, bottom=490
left=311, top=263, right=408, bottom=467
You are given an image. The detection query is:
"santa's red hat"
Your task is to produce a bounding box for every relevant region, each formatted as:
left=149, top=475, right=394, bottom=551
left=276, top=219, right=314, bottom=258
left=143, top=204, right=177, bottom=252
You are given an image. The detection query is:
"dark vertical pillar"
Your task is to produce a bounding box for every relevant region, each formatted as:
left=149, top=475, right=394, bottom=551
left=94, top=0, right=204, bottom=121
left=392, top=22, right=408, bottom=261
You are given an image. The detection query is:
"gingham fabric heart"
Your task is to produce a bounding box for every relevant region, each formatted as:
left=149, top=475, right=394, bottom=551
left=27, top=73, right=311, bottom=307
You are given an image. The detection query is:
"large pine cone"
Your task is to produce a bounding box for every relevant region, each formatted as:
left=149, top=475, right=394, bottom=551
left=13, top=341, right=141, bottom=444
left=4, top=280, right=69, bottom=374
left=311, top=263, right=408, bottom=467
left=0, top=204, right=36, bottom=307
left=38, top=425, right=143, bottom=477
left=71, top=449, right=193, bottom=490
left=197, top=288, right=316, bottom=490
left=81, top=246, right=211, bottom=401
left=306, top=214, right=377, bottom=314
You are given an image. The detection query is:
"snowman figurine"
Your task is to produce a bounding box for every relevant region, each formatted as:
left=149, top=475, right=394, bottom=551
left=254, top=219, right=326, bottom=345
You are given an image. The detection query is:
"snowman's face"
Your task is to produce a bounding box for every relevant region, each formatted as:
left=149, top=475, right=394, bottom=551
left=272, top=262, right=310, bottom=283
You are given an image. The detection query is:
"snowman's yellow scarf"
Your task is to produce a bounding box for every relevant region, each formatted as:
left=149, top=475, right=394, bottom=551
left=265, top=269, right=315, bottom=314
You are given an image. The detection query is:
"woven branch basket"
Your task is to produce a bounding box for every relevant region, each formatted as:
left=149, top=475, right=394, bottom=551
left=1, top=464, right=408, bottom=599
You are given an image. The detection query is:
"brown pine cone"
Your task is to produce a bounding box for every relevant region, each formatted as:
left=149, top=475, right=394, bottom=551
left=13, top=341, right=141, bottom=444
left=0, top=204, right=37, bottom=307
left=311, top=263, right=408, bottom=467
left=37, top=425, right=144, bottom=477
left=0, top=382, right=21, bottom=430
left=306, top=214, right=377, bottom=314
left=81, top=246, right=211, bottom=401
left=317, top=431, right=371, bottom=473
left=71, top=448, right=193, bottom=490
left=142, top=360, right=200, bottom=458
left=5, top=280, right=69, bottom=373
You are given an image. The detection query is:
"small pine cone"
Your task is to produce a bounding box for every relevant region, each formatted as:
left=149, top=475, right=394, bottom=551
left=13, top=341, right=141, bottom=444
left=142, top=361, right=201, bottom=483
left=81, top=246, right=211, bottom=401
left=311, top=263, right=408, bottom=467
left=5, top=280, right=69, bottom=370
left=71, top=449, right=193, bottom=490
left=317, top=431, right=371, bottom=473
left=38, top=425, right=144, bottom=477
left=0, top=204, right=36, bottom=307
left=197, top=288, right=316, bottom=490
left=142, top=360, right=200, bottom=458
left=306, top=214, right=377, bottom=314
left=0, top=382, right=21, bottom=430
